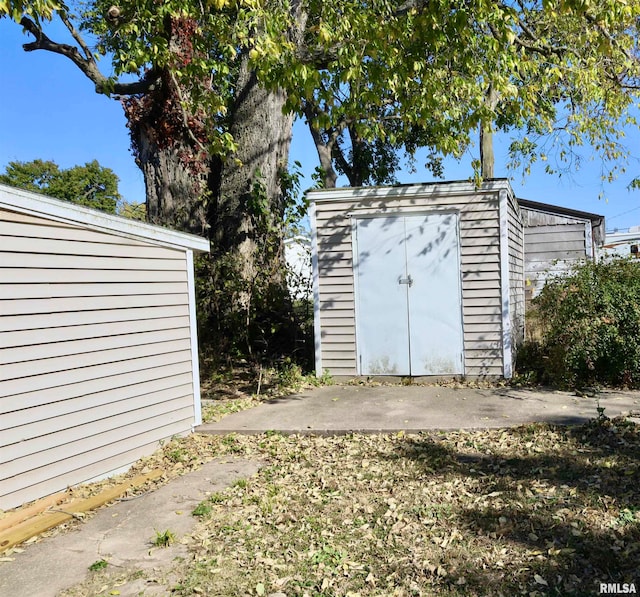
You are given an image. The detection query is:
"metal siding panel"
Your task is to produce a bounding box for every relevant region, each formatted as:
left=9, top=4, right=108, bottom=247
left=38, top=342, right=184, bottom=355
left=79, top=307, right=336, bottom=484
left=0, top=349, right=193, bottom=399
left=0, top=282, right=187, bottom=300
left=2, top=267, right=187, bottom=284
left=1, top=253, right=186, bottom=270
left=1, top=338, right=191, bottom=381
left=1, top=378, right=193, bottom=432
left=0, top=439, right=165, bottom=510
left=1, top=385, right=193, bottom=451
left=1, top=316, right=190, bottom=347
left=0, top=217, right=150, bottom=244
left=0, top=305, right=189, bottom=331
left=1, top=293, right=189, bottom=316
left=1, top=328, right=191, bottom=365
left=0, top=419, right=192, bottom=510
left=0, top=362, right=193, bottom=415
left=1, top=403, right=194, bottom=472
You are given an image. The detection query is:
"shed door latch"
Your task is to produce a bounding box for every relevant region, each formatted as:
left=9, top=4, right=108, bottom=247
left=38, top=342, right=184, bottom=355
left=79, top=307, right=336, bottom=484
left=398, top=275, right=413, bottom=287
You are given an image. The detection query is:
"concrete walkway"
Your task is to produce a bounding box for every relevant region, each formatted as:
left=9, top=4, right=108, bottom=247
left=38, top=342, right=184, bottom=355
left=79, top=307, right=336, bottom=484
left=0, top=457, right=264, bottom=597
left=198, top=384, right=640, bottom=435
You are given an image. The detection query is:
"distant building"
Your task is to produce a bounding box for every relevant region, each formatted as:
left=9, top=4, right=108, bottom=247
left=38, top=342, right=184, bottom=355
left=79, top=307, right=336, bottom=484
left=284, top=235, right=312, bottom=300
left=600, top=226, right=640, bottom=260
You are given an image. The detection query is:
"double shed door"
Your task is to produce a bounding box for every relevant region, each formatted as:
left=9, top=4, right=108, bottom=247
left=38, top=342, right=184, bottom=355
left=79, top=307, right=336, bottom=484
left=354, top=212, right=464, bottom=376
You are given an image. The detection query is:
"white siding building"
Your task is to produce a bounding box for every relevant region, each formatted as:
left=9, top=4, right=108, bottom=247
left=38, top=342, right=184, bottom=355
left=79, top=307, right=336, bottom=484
left=0, top=184, right=209, bottom=510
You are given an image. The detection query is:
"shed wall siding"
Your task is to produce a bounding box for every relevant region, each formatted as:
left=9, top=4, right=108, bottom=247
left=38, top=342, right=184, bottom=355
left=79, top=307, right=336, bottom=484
left=507, top=195, right=525, bottom=349
left=313, top=188, right=508, bottom=377
left=522, top=217, right=588, bottom=301
left=0, top=208, right=196, bottom=509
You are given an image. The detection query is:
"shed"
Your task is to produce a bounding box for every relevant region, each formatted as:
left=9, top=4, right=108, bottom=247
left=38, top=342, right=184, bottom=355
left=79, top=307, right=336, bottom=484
left=0, top=184, right=209, bottom=510
left=519, top=199, right=605, bottom=303
left=309, top=180, right=524, bottom=380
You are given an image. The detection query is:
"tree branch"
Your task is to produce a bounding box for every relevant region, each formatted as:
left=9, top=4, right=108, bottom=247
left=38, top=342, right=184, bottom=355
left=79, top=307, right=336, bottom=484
left=169, top=71, right=207, bottom=152
left=58, top=10, right=93, bottom=62
left=19, top=16, right=160, bottom=96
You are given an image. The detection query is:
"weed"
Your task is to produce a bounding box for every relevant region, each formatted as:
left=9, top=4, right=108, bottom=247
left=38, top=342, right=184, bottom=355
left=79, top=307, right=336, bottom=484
left=152, top=529, right=176, bottom=548
left=613, top=507, right=639, bottom=527
left=192, top=502, right=213, bottom=518
left=88, top=559, right=108, bottom=572
left=311, top=544, right=345, bottom=569
left=209, top=491, right=226, bottom=504
left=166, top=446, right=188, bottom=463
left=221, top=434, right=243, bottom=453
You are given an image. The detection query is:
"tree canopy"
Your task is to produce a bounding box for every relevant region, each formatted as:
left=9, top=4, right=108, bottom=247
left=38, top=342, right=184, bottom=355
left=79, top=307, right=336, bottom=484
left=4, top=1, right=640, bottom=192
left=255, top=0, right=640, bottom=185
left=0, top=159, right=121, bottom=213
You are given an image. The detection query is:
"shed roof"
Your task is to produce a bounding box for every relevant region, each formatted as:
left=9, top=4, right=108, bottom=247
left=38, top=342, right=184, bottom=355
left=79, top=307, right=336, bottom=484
left=518, top=198, right=605, bottom=246
left=0, top=183, right=210, bottom=252
left=307, top=178, right=513, bottom=203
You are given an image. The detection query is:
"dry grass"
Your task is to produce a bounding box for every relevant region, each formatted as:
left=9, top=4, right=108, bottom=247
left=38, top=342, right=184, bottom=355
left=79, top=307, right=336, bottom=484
left=150, top=416, right=640, bottom=597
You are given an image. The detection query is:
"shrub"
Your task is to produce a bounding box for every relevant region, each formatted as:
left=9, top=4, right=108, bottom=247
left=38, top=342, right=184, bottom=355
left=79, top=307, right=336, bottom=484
left=517, top=258, right=640, bottom=388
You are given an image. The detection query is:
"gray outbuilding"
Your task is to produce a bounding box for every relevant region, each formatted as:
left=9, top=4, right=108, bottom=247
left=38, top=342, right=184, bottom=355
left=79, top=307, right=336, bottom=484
left=309, top=180, right=525, bottom=380
left=0, top=184, right=209, bottom=510
left=519, top=199, right=605, bottom=303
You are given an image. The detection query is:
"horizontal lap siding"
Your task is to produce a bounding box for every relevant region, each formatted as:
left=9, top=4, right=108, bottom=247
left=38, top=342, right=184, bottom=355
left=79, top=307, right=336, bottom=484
left=459, top=197, right=503, bottom=377
left=508, top=196, right=525, bottom=353
left=0, top=208, right=195, bottom=509
left=313, top=189, right=505, bottom=377
left=523, top=220, right=587, bottom=300
left=315, top=211, right=356, bottom=374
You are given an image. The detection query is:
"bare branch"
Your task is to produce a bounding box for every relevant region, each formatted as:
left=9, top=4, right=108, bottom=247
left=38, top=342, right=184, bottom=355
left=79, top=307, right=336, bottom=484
left=19, top=16, right=160, bottom=96
left=58, top=10, right=93, bottom=63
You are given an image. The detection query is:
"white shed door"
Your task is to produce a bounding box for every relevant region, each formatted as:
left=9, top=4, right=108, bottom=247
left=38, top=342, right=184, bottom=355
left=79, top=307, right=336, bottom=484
left=355, top=213, right=464, bottom=376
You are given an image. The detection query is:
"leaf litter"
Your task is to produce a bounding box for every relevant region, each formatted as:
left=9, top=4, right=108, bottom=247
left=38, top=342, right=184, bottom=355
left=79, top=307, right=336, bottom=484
left=154, top=417, right=640, bottom=596
left=15, top=414, right=640, bottom=597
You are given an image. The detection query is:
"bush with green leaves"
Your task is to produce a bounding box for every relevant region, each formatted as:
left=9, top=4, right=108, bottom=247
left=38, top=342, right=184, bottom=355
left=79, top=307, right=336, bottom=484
left=518, top=258, right=640, bottom=388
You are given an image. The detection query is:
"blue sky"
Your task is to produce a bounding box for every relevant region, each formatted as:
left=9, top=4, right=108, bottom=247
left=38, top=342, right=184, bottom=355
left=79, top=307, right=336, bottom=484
left=2, top=17, right=640, bottom=231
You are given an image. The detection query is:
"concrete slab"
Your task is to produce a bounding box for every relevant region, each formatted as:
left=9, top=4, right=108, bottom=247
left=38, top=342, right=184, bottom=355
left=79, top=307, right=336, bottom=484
left=197, top=385, right=640, bottom=435
left=0, top=457, right=263, bottom=597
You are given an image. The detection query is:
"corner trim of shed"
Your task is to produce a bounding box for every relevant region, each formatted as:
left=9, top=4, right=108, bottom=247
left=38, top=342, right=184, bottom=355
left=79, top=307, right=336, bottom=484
left=186, top=250, right=203, bottom=427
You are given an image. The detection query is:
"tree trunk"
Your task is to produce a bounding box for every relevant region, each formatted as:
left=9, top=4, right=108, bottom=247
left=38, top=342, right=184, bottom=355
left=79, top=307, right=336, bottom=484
left=480, top=122, right=494, bottom=179
left=204, top=55, right=297, bottom=355
left=480, top=84, right=498, bottom=180
left=123, top=70, right=210, bottom=236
